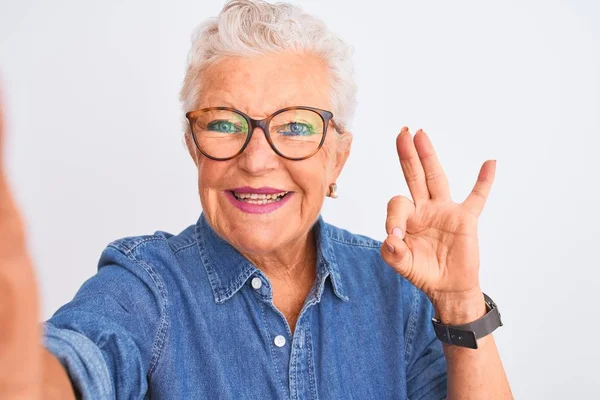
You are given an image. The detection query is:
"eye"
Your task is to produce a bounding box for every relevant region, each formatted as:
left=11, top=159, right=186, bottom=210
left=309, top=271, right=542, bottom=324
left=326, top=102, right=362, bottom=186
left=207, top=120, right=241, bottom=133
left=277, top=122, right=314, bottom=136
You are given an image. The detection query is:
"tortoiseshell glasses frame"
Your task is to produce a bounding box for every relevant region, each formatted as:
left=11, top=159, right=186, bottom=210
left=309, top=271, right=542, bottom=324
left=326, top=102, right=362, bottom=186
left=185, top=106, right=343, bottom=161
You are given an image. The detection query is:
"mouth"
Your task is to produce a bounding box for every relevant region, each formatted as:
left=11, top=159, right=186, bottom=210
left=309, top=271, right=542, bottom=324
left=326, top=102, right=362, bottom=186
left=229, top=190, right=291, bottom=205
left=224, top=186, right=294, bottom=213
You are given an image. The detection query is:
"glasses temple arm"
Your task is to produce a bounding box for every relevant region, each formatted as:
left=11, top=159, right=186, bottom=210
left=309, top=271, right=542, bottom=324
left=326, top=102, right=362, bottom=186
left=331, top=118, right=345, bottom=134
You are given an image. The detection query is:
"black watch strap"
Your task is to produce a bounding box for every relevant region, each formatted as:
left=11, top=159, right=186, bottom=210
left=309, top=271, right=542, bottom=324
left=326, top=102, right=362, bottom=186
left=431, top=293, right=503, bottom=349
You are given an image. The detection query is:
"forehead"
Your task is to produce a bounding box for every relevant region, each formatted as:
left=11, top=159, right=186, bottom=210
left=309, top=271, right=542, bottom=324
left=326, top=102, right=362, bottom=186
left=198, top=51, right=332, bottom=117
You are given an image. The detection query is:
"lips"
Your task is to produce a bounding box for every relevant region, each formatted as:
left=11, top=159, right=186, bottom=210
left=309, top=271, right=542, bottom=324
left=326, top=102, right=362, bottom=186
left=224, top=186, right=294, bottom=214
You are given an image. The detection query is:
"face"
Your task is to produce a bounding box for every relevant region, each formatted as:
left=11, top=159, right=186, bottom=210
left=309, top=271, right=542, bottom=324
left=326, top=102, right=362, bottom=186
left=186, top=51, right=351, bottom=257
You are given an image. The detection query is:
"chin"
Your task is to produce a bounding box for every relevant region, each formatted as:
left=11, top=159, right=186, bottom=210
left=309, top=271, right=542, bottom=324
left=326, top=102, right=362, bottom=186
left=209, top=200, right=304, bottom=254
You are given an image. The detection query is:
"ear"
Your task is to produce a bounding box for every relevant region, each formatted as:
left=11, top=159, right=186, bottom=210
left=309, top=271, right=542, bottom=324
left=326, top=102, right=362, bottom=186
left=185, top=133, right=199, bottom=167
left=331, top=131, right=353, bottom=181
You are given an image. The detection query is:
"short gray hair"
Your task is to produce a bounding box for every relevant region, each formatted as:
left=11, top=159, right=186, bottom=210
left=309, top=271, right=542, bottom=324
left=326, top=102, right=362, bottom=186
left=179, top=0, right=357, bottom=135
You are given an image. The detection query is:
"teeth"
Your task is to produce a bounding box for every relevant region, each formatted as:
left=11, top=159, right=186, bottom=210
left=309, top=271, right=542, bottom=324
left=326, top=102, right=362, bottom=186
left=232, top=191, right=289, bottom=204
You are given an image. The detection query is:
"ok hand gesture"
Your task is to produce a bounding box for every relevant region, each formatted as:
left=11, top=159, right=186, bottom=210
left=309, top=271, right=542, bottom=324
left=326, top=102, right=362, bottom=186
left=381, top=127, right=496, bottom=322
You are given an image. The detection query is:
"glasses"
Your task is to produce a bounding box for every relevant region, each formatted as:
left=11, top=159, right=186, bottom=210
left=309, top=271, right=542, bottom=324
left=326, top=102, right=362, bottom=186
left=185, top=106, right=340, bottom=161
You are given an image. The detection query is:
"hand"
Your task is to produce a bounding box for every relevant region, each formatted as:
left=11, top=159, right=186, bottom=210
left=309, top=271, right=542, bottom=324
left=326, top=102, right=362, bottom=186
left=381, top=127, right=495, bottom=323
left=0, top=91, right=42, bottom=398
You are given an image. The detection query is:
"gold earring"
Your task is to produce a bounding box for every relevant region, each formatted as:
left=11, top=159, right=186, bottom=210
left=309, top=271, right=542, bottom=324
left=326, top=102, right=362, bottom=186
left=328, top=183, right=338, bottom=199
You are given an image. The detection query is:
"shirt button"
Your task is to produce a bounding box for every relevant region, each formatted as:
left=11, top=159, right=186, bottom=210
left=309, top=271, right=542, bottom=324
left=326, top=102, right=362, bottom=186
left=274, top=335, right=286, bottom=347
left=251, top=277, right=262, bottom=290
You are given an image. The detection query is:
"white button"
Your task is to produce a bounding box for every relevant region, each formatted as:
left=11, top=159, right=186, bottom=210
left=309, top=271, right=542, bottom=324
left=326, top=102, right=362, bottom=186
left=274, top=335, right=286, bottom=347
left=251, top=277, right=262, bottom=290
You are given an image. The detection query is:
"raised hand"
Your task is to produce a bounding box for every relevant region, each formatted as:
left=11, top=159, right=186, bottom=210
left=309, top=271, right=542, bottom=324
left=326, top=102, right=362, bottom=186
left=381, top=126, right=496, bottom=323
left=0, top=92, right=42, bottom=398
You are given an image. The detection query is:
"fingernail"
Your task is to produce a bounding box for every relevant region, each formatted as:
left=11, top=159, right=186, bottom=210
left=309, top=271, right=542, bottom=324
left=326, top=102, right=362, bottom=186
left=392, top=227, right=404, bottom=239
left=386, top=240, right=395, bottom=253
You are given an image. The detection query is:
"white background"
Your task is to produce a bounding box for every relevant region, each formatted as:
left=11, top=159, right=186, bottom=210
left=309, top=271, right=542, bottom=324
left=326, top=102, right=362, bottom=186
left=1, top=0, right=599, bottom=398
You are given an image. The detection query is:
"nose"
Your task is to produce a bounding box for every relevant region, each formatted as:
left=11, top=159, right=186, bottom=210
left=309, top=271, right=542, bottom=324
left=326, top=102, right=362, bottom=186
left=236, top=126, right=280, bottom=175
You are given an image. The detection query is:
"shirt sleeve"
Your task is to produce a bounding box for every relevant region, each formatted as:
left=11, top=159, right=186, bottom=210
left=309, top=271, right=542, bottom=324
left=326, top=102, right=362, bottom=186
left=42, top=243, right=168, bottom=399
left=403, top=282, right=448, bottom=400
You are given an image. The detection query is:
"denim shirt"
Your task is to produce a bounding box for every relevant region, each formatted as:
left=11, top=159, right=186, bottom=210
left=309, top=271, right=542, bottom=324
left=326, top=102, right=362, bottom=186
left=43, top=213, right=447, bottom=399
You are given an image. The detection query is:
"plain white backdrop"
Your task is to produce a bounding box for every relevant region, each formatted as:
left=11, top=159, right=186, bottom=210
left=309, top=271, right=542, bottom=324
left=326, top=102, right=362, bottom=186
left=1, top=0, right=599, bottom=398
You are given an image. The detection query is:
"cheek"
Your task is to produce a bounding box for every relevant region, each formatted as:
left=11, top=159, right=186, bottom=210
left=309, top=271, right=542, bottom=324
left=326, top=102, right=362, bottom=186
left=197, top=158, right=228, bottom=185
left=196, top=159, right=230, bottom=207
left=313, top=145, right=337, bottom=183
left=287, top=150, right=335, bottom=198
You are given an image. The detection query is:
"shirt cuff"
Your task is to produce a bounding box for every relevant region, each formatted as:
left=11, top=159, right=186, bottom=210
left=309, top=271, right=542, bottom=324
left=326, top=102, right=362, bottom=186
left=42, top=322, right=114, bottom=399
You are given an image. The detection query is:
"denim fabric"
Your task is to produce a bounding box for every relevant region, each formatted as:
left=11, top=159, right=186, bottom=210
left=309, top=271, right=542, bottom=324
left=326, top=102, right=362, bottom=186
left=43, top=213, right=447, bottom=399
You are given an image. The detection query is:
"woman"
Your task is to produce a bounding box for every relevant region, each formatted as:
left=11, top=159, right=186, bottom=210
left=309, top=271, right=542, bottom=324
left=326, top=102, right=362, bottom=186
left=0, top=0, right=512, bottom=398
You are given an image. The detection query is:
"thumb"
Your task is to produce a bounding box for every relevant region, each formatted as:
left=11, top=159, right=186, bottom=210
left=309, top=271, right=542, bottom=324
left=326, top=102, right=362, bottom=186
left=382, top=195, right=415, bottom=277
left=381, top=228, right=413, bottom=278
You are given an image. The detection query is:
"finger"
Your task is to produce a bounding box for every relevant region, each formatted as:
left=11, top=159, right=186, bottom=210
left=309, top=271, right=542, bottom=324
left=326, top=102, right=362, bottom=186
left=396, top=127, right=430, bottom=202
left=462, top=160, right=496, bottom=217
left=413, top=129, right=451, bottom=201
left=381, top=230, right=413, bottom=279
left=385, top=195, right=416, bottom=236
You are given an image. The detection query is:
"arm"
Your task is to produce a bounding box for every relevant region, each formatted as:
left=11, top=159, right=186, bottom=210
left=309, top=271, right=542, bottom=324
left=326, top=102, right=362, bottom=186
left=435, top=292, right=512, bottom=399
left=0, top=91, right=159, bottom=399
left=42, top=253, right=167, bottom=399
left=381, top=126, right=512, bottom=398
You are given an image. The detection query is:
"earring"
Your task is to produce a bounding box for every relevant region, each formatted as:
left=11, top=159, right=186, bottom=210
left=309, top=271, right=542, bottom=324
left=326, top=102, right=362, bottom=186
left=328, top=183, right=338, bottom=199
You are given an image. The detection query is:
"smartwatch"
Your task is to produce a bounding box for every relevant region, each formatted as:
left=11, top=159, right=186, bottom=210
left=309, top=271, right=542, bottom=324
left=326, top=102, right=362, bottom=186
left=431, top=293, right=503, bottom=349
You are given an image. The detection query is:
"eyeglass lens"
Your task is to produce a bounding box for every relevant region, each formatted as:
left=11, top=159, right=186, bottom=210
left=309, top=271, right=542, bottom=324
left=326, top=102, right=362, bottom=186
left=191, top=109, right=324, bottom=159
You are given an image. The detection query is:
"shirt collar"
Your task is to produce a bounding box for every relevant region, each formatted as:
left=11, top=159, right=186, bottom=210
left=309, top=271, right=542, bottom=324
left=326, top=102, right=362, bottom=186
left=195, top=212, right=349, bottom=304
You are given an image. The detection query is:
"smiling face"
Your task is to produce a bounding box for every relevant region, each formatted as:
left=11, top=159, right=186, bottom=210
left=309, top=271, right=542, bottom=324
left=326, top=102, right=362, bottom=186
left=186, top=50, right=351, bottom=257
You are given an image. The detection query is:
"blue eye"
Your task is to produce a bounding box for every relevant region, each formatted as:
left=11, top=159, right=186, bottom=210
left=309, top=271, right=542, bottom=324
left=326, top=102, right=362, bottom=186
left=207, top=120, right=241, bottom=133
left=277, top=122, right=314, bottom=136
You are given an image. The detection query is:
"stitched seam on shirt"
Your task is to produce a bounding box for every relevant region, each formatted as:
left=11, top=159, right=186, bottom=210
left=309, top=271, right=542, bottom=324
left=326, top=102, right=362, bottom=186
left=258, top=299, right=287, bottom=397
left=290, top=339, right=297, bottom=400
left=109, top=236, right=164, bottom=255
left=404, top=285, right=420, bottom=365
left=327, top=235, right=382, bottom=249
left=119, top=249, right=170, bottom=378
left=138, top=260, right=170, bottom=377
left=171, top=239, right=197, bottom=254
left=220, top=263, right=256, bottom=301
left=196, top=228, right=224, bottom=303
left=316, top=243, right=349, bottom=302
left=305, top=324, right=319, bottom=400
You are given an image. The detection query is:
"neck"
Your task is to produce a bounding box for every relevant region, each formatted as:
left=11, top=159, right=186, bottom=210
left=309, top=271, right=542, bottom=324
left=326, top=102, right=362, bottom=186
left=243, top=228, right=317, bottom=284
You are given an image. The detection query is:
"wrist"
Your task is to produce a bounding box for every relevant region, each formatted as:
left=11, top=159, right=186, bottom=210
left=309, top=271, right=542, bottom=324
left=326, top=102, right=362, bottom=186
left=432, top=289, right=487, bottom=325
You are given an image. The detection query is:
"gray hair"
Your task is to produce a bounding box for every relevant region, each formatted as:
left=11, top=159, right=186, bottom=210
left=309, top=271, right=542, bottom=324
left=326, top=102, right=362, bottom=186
left=179, top=0, right=357, bottom=136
